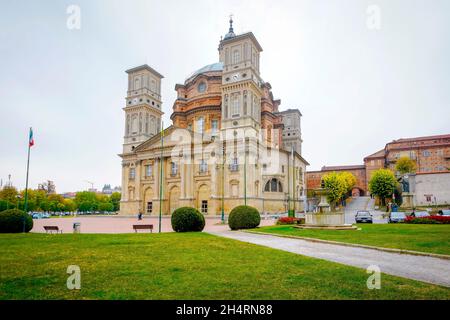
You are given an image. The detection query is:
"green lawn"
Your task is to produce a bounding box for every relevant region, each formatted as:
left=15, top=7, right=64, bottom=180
left=252, top=224, right=450, bottom=255
left=0, top=233, right=448, bottom=300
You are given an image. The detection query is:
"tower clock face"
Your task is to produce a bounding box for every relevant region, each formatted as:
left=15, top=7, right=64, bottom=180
left=232, top=73, right=239, bottom=81
left=132, top=98, right=138, bottom=105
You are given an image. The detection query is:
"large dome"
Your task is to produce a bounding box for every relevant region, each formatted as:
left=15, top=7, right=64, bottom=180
left=185, top=62, right=223, bottom=82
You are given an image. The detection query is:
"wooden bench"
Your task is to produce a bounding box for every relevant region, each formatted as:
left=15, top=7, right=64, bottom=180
left=133, top=224, right=153, bottom=233
left=44, top=226, right=62, bottom=234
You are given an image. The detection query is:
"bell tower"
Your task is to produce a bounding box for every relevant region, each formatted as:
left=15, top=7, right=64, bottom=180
left=218, top=17, right=264, bottom=134
left=123, top=65, right=164, bottom=153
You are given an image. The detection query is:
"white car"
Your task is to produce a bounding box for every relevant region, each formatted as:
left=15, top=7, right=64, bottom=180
left=411, top=211, right=430, bottom=218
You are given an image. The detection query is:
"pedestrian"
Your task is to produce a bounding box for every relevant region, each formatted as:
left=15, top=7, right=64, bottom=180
left=138, top=210, right=143, bottom=220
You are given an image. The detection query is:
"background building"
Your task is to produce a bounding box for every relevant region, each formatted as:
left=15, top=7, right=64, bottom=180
left=307, top=134, right=450, bottom=195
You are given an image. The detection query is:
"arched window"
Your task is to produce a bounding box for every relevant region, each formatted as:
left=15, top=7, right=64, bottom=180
left=131, top=115, right=138, bottom=134
left=171, top=162, right=178, bottom=176
left=135, top=78, right=140, bottom=90
left=224, top=94, right=229, bottom=118
left=232, top=94, right=240, bottom=116
left=197, top=117, right=204, bottom=134
left=233, top=50, right=240, bottom=64
left=264, top=178, right=283, bottom=192
left=243, top=91, right=247, bottom=115
left=150, top=117, right=155, bottom=134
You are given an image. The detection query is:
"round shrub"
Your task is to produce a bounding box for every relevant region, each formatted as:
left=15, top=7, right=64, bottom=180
left=171, top=207, right=205, bottom=232
left=0, top=209, right=33, bottom=233
left=228, top=205, right=261, bottom=230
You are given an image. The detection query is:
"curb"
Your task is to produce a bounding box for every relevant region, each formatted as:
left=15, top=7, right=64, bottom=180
left=244, top=230, right=450, bottom=261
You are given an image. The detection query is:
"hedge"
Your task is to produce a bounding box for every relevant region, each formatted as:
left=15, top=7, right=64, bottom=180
left=171, top=207, right=205, bottom=232
left=0, top=209, right=33, bottom=233
left=228, top=206, right=261, bottom=230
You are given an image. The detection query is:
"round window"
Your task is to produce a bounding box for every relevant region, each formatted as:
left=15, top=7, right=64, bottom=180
left=198, top=82, right=207, bottom=93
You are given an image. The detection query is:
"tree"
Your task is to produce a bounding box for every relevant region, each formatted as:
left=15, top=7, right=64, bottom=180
left=368, top=169, right=398, bottom=206
left=395, top=157, right=417, bottom=175
left=75, top=191, right=97, bottom=206
left=98, top=202, right=114, bottom=212
left=110, top=192, right=121, bottom=211
left=339, top=172, right=357, bottom=194
left=78, top=201, right=94, bottom=212
left=63, top=199, right=77, bottom=212
left=322, top=172, right=347, bottom=210
left=0, top=186, right=18, bottom=205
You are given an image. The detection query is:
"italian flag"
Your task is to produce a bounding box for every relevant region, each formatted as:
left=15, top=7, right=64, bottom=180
left=29, top=128, right=34, bottom=147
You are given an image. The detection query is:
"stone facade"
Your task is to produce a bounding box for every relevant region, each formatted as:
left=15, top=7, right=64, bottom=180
left=409, top=172, right=450, bottom=206
left=280, top=109, right=302, bottom=154
left=119, top=19, right=309, bottom=216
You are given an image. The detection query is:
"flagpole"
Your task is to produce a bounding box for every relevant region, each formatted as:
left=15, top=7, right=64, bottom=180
left=244, top=142, right=247, bottom=206
left=158, top=121, right=164, bottom=233
left=23, top=127, right=32, bottom=232
left=221, top=141, right=225, bottom=223
left=292, top=147, right=296, bottom=216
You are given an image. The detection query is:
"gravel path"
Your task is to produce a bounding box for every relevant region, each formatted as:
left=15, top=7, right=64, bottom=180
left=209, top=230, right=450, bottom=287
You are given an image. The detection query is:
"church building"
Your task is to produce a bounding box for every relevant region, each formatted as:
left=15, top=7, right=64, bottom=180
left=119, top=18, right=309, bottom=216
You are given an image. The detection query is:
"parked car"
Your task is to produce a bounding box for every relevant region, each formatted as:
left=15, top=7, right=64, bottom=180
left=389, top=212, right=407, bottom=223
left=411, top=211, right=430, bottom=218
left=438, top=209, right=450, bottom=216
left=32, top=213, right=50, bottom=219
left=355, top=211, right=373, bottom=223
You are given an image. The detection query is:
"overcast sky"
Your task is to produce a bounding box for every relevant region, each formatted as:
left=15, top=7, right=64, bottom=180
left=1, top=0, right=449, bottom=193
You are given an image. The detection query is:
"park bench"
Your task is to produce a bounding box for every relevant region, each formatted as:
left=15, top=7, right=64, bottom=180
left=43, top=226, right=62, bottom=234
left=133, top=224, right=153, bottom=233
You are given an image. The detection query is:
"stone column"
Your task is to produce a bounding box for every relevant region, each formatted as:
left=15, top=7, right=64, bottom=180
left=121, top=162, right=128, bottom=201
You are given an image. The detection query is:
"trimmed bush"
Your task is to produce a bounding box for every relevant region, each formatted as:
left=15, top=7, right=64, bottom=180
left=0, top=209, right=33, bottom=233
left=171, top=207, right=205, bottom=232
left=228, top=206, right=261, bottom=230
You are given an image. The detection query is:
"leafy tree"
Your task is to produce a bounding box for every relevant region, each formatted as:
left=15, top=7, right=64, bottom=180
left=339, top=172, right=357, bottom=194
left=98, top=202, right=114, bottom=212
left=322, top=172, right=347, bottom=210
left=96, top=194, right=109, bottom=203
left=0, top=200, right=11, bottom=212
left=75, top=192, right=97, bottom=206
left=63, top=199, right=77, bottom=212
left=395, top=157, right=417, bottom=175
left=20, top=189, right=47, bottom=211
left=0, top=186, right=18, bottom=205
left=369, top=169, right=398, bottom=206
left=110, top=192, right=121, bottom=211
left=78, top=201, right=94, bottom=212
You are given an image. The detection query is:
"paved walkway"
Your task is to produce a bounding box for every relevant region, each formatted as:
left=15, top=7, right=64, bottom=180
left=345, top=196, right=387, bottom=224
left=31, top=216, right=276, bottom=234
left=209, top=230, right=450, bottom=287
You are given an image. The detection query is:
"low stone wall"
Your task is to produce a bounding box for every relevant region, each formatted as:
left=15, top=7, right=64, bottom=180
left=305, top=212, right=345, bottom=226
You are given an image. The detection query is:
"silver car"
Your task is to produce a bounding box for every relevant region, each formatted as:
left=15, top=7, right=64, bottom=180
left=389, top=212, right=406, bottom=223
